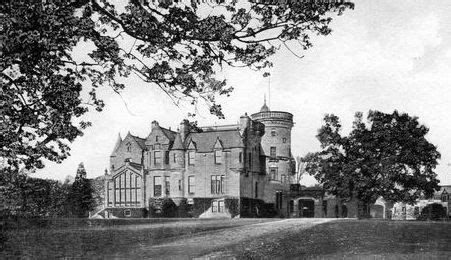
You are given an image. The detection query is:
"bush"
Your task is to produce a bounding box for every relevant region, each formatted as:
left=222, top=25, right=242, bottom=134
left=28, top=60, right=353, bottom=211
left=176, top=199, right=192, bottom=218
left=417, top=203, right=447, bottom=221
left=161, top=198, right=177, bottom=218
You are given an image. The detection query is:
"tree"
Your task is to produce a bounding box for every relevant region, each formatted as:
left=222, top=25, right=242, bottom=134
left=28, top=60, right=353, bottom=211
left=294, top=155, right=306, bottom=184
left=418, top=203, right=447, bottom=221
left=67, top=163, right=95, bottom=218
left=1, top=0, right=354, bottom=173
left=302, top=110, right=441, bottom=217
left=0, top=169, right=71, bottom=218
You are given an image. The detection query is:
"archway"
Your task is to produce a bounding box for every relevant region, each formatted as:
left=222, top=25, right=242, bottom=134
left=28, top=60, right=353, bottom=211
left=341, top=205, right=348, bottom=218
left=370, top=204, right=384, bottom=218
left=298, top=199, right=315, bottom=218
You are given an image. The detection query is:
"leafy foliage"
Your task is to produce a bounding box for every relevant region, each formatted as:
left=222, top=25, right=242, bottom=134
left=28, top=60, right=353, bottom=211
left=67, top=163, right=95, bottom=218
left=418, top=203, right=447, bottom=221
left=0, top=169, right=71, bottom=218
left=1, top=0, right=353, bottom=173
left=303, top=110, right=441, bottom=208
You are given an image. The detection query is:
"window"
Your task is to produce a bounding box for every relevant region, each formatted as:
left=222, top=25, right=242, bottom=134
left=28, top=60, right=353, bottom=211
left=178, top=179, right=182, bottom=191
left=124, top=209, right=131, bottom=217
left=165, top=177, right=170, bottom=196
left=111, top=171, right=142, bottom=207
left=126, top=142, right=132, bottom=152
left=107, top=182, right=113, bottom=206
left=173, top=153, right=177, bottom=163
left=271, top=130, right=276, bottom=136
left=211, top=175, right=225, bottom=194
left=281, top=174, right=287, bottom=183
left=211, top=201, right=225, bottom=213
left=270, top=147, right=276, bottom=158
left=154, top=176, right=162, bottom=197
left=270, top=168, right=278, bottom=180
left=282, top=138, right=287, bottom=143
left=155, top=135, right=159, bottom=142
left=154, top=151, right=161, bottom=165
left=214, top=150, right=222, bottom=164
left=248, top=152, right=252, bottom=168
left=164, top=151, right=170, bottom=164
left=212, top=201, right=218, bottom=212
left=188, top=176, right=195, bottom=194
left=239, top=152, right=243, bottom=163
left=219, top=201, right=225, bottom=212
left=188, top=151, right=195, bottom=165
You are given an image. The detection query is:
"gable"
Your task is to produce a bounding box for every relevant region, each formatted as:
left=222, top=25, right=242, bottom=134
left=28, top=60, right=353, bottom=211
left=185, top=130, right=244, bottom=153
left=112, top=163, right=142, bottom=178
left=213, top=138, right=223, bottom=149
left=146, top=127, right=176, bottom=148
left=188, top=140, right=197, bottom=150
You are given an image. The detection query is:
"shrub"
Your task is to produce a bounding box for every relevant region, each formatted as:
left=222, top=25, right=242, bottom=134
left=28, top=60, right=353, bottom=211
left=176, top=198, right=192, bottom=218
left=161, top=198, right=177, bottom=218
left=417, top=203, right=447, bottom=221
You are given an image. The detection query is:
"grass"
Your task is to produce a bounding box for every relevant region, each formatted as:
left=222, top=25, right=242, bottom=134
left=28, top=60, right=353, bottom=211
left=1, top=218, right=450, bottom=258
left=224, top=219, right=451, bottom=258
left=0, top=218, right=272, bottom=258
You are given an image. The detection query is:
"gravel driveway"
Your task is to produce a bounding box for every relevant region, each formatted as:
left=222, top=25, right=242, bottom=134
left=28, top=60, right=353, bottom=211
left=142, top=218, right=336, bottom=258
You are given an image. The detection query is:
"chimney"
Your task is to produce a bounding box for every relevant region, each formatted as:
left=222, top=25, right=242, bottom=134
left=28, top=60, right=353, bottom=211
left=239, top=113, right=250, bottom=131
left=179, top=119, right=190, bottom=142
left=151, top=120, right=159, bottom=130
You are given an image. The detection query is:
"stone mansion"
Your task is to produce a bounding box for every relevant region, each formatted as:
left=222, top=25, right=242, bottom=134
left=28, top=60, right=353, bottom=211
left=100, top=101, right=296, bottom=218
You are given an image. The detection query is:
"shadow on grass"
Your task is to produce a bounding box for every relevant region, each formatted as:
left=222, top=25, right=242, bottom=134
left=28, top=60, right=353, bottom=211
left=222, top=219, right=451, bottom=258
left=0, top=218, right=273, bottom=258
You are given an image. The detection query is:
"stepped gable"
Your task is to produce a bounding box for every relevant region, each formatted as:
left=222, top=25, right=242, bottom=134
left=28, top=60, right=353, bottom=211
left=185, top=129, right=244, bottom=153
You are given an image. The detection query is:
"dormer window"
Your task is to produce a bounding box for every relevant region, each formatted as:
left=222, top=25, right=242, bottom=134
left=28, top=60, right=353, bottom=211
left=188, top=151, right=195, bottom=165
left=214, top=150, right=222, bottom=164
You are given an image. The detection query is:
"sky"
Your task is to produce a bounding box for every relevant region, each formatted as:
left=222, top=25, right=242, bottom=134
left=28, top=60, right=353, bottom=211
left=35, top=0, right=451, bottom=186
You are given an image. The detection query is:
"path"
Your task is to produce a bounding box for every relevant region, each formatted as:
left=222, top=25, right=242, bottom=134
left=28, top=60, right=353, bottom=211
left=136, top=218, right=336, bottom=258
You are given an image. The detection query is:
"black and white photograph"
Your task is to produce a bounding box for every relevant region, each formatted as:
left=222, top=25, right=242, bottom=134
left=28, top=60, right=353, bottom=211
left=1, top=0, right=450, bottom=258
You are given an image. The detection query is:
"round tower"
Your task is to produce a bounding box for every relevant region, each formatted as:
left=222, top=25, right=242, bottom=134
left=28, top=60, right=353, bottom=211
left=251, top=100, right=295, bottom=182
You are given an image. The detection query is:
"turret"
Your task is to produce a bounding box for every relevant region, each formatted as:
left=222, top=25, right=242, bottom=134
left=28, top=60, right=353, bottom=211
left=251, top=100, right=295, bottom=180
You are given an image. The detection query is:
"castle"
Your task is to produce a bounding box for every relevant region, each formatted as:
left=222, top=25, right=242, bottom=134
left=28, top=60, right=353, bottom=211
left=101, top=101, right=296, bottom=218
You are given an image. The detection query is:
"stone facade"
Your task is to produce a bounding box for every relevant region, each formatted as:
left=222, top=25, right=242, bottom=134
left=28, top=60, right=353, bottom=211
left=391, top=185, right=451, bottom=220
left=98, top=102, right=295, bottom=218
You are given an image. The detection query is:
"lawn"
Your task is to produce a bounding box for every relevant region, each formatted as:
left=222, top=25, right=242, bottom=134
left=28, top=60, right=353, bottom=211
left=1, top=218, right=450, bottom=258
left=222, top=219, right=451, bottom=259
left=0, top=218, right=273, bottom=258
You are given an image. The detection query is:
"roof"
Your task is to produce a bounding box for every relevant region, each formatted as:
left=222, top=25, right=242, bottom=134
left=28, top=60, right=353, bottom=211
left=131, top=135, right=147, bottom=149
left=185, top=129, right=244, bottom=152
left=160, top=127, right=177, bottom=141
left=172, top=133, right=185, bottom=150
left=438, top=185, right=451, bottom=194
left=260, top=98, right=270, bottom=112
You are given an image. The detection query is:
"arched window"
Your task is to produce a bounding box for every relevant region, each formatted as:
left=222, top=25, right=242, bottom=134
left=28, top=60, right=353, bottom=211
left=126, top=142, right=132, bottom=152
left=109, top=171, right=142, bottom=207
